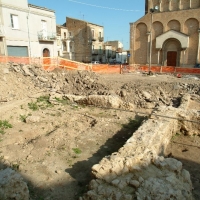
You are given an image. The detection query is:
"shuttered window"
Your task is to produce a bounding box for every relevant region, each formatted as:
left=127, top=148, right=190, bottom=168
left=11, top=14, right=19, bottom=29
left=7, top=46, right=28, bottom=57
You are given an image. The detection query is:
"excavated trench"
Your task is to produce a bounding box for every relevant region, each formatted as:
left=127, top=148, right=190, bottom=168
left=0, top=63, right=200, bottom=199
left=81, top=94, right=200, bottom=200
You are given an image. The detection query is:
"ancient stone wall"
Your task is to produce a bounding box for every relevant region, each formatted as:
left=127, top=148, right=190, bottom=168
left=81, top=95, right=198, bottom=199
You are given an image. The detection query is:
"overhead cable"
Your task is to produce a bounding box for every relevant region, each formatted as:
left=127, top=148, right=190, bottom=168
left=68, top=0, right=142, bottom=12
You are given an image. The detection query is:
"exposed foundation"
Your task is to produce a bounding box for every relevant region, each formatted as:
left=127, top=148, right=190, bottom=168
left=81, top=94, right=199, bottom=200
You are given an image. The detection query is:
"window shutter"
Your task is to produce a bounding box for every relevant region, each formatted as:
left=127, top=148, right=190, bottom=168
left=12, top=15, right=19, bottom=29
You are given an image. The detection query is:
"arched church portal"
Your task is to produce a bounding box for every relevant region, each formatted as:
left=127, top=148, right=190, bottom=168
left=162, top=39, right=181, bottom=66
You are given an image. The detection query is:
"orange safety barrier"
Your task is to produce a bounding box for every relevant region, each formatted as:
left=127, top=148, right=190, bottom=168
left=175, top=67, right=200, bottom=74
left=138, top=65, right=149, bottom=72
left=91, top=64, right=121, bottom=74
left=107, top=65, right=121, bottom=74
left=135, top=65, right=200, bottom=74
left=42, top=57, right=58, bottom=71
left=121, top=65, right=135, bottom=73
left=1, top=56, right=200, bottom=74
left=0, top=56, right=8, bottom=63
left=161, top=66, right=175, bottom=73
left=58, top=57, right=90, bottom=71
left=92, top=64, right=108, bottom=73
left=0, top=56, right=30, bottom=64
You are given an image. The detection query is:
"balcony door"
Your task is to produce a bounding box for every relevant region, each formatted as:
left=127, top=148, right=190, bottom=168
left=41, top=20, right=47, bottom=39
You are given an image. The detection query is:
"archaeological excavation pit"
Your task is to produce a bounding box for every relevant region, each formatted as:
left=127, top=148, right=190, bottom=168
left=80, top=94, right=200, bottom=200
left=0, top=64, right=200, bottom=200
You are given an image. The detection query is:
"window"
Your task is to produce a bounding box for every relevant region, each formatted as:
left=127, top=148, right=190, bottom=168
left=11, top=14, right=19, bottom=29
left=64, top=32, right=66, bottom=39
left=99, top=32, right=101, bottom=37
left=41, top=20, right=47, bottom=38
left=63, top=42, right=66, bottom=51
left=92, top=29, right=94, bottom=37
left=99, top=46, right=101, bottom=53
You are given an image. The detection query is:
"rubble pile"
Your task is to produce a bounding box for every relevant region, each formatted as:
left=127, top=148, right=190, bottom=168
left=81, top=102, right=197, bottom=200
left=81, top=157, right=193, bottom=200
left=0, top=62, right=199, bottom=199
left=0, top=62, right=199, bottom=110
left=117, top=81, right=200, bottom=109
left=0, top=168, right=29, bottom=200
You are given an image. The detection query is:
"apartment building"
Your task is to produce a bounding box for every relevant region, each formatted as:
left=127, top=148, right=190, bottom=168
left=130, top=0, right=200, bottom=67
left=0, top=0, right=57, bottom=57
left=56, top=25, right=74, bottom=59
left=103, top=44, right=115, bottom=63
left=116, top=50, right=128, bottom=64
left=66, top=17, right=104, bottom=63
left=104, top=40, right=128, bottom=64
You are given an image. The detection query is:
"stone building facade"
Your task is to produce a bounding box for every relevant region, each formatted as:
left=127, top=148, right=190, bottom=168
left=130, top=0, right=200, bottom=67
left=66, top=17, right=104, bottom=63
left=56, top=25, right=74, bottom=60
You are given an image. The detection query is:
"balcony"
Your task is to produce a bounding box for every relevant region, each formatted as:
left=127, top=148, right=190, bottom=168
left=62, top=35, right=74, bottom=41
left=91, top=37, right=96, bottom=41
left=98, top=50, right=103, bottom=55
left=98, top=37, right=104, bottom=42
left=92, top=50, right=98, bottom=55
left=38, top=31, right=56, bottom=41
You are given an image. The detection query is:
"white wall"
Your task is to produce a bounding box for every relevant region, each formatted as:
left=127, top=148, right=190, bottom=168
left=0, top=0, right=57, bottom=57
left=116, top=51, right=127, bottom=63
left=0, top=0, right=28, bottom=9
left=29, top=5, right=57, bottom=57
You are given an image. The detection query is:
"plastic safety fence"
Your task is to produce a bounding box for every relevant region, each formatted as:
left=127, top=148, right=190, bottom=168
left=29, top=57, right=41, bottom=66
left=91, top=64, right=120, bottom=74
left=42, top=57, right=58, bottom=71
left=137, top=65, right=200, bottom=74
left=58, top=58, right=90, bottom=71
left=161, top=66, right=175, bottom=73
left=122, top=65, right=140, bottom=73
left=0, top=56, right=30, bottom=64
left=175, top=67, right=200, bottom=74
left=0, top=56, right=8, bottom=63
left=1, top=56, right=199, bottom=74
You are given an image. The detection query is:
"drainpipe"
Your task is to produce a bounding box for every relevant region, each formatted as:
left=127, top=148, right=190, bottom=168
left=27, top=6, right=32, bottom=57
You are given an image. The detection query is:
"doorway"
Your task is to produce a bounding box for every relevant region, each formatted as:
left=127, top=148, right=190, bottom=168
left=167, top=51, right=177, bottom=66
left=162, top=39, right=181, bottom=67
left=43, top=48, right=50, bottom=57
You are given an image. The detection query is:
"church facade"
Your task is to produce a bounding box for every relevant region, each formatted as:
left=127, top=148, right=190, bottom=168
left=130, top=0, right=200, bottom=67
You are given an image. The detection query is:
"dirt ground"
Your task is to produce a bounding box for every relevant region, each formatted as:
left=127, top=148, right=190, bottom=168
left=0, top=66, right=200, bottom=200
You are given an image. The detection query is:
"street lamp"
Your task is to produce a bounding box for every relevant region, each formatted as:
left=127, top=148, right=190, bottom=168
left=148, top=5, right=159, bottom=75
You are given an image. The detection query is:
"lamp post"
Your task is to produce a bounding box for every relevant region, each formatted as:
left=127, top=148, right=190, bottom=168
left=148, top=6, right=159, bottom=75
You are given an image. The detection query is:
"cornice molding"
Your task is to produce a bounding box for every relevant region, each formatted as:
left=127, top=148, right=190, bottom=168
left=0, top=3, right=55, bottom=19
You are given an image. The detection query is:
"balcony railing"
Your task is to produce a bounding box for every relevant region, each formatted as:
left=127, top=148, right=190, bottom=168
left=98, top=37, right=104, bottom=42
left=92, top=50, right=98, bottom=55
left=98, top=50, right=103, bottom=55
left=62, top=35, right=74, bottom=41
left=38, top=31, right=56, bottom=41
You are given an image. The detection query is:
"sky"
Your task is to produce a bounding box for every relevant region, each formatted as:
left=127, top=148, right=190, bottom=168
left=28, top=0, right=145, bottom=50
